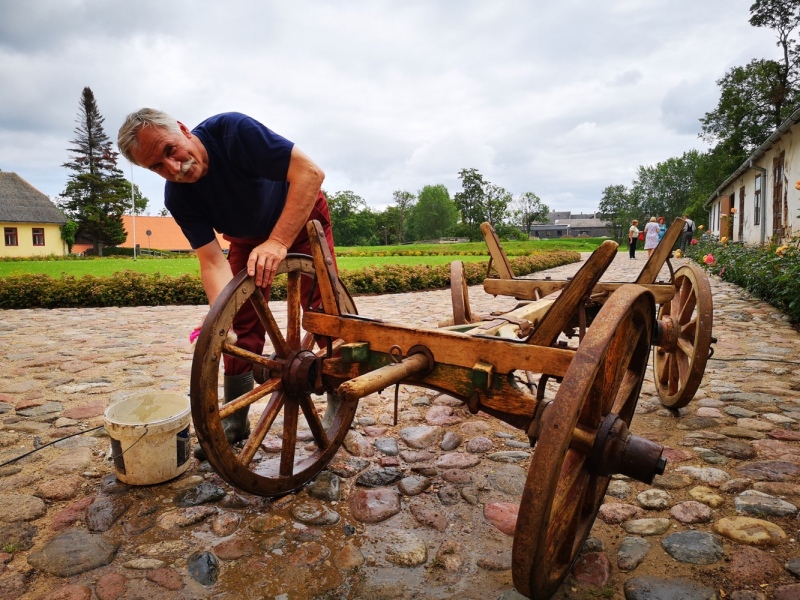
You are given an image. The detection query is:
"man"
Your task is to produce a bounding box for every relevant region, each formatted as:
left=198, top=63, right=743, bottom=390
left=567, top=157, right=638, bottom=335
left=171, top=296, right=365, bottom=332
left=117, top=109, right=337, bottom=458
left=680, top=214, right=695, bottom=253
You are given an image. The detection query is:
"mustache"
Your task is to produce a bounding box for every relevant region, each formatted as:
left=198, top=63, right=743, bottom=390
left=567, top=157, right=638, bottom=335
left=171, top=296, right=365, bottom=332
left=174, top=159, right=195, bottom=181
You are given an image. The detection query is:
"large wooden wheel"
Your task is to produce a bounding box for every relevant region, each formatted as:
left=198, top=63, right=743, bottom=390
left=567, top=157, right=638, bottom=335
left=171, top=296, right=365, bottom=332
left=512, top=285, right=655, bottom=599
left=450, top=260, right=474, bottom=325
left=190, top=254, right=358, bottom=496
left=653, top=263, right=713, bottom=409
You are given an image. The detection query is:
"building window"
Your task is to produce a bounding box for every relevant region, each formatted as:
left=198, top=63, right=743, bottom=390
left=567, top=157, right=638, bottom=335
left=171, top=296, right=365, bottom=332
left=754, top=173, right=761, bottom=226
left=772, top=153, right=784, bottom=237
left=738, top=186, right=744, bottom=241
left=4, top=227, right=18, bottom=246
left=32, top=228, right=45, bottom=246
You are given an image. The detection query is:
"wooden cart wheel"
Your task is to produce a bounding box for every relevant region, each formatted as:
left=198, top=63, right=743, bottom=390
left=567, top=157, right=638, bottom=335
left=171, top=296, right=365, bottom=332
left=190, top=254, right=358, bottom=497
left=450, top=260, right=473, bottom=325
left=653, top=263, right=713, bottom=409
left=512, top=285, right=654, bottom=599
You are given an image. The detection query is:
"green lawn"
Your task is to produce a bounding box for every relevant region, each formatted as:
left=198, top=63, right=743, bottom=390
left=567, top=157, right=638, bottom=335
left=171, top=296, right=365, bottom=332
left=0, top=237, right=614, bottom=279
left=0, top=254, right=494, bottom=278
left=336, top=237, right=610, bottom=256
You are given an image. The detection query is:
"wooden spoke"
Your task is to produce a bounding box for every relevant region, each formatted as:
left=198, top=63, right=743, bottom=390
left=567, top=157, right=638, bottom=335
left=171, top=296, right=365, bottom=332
left=238, top=391, right=285, bottom=466
left=221, top=342, right=283, bottom=373
left=512, top=285, right=654, bottom=600
left=286, top=271, right=302, bottom=348
left=218, top=379, right=282, bottom=419
left=280, top=397, right=299, bottom=477
left=612, top=368, right=642, bottom=419
left=300, top=394, right=330, bottom=451
left=190, top=253, right=359, bottom=497
left=653, top=264, right=713, bottom=409
left=249, top=288, right=290, bottom=358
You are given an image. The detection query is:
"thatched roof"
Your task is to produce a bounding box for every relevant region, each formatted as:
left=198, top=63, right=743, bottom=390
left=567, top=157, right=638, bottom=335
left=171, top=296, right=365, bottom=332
left=0, top=171, right=66, bottom=224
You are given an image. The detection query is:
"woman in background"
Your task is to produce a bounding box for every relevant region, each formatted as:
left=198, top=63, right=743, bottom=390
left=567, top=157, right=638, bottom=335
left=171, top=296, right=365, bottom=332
left=644, top=216, right=660, bottom=257
left=628, top=219, right=640, bottom=259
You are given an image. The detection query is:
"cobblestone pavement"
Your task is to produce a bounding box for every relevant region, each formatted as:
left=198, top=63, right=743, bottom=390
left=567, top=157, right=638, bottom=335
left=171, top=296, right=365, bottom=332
left=1, top=253, right=800, bottom=600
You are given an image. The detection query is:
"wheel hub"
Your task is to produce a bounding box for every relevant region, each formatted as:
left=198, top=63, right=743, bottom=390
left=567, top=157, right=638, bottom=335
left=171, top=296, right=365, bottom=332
left=655, top=314, right=679, bottom=352
left=585, top=413, right=666, bottom=484
left=281, top=350, right=321, bottom=395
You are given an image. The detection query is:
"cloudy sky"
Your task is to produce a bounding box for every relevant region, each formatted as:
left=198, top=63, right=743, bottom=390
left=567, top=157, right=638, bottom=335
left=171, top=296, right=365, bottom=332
left=0, top=0, right=780, bottom=216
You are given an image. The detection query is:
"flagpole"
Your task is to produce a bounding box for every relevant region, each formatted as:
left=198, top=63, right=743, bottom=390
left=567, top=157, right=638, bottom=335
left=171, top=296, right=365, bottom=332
left=130, top=162, right=137, bottom=261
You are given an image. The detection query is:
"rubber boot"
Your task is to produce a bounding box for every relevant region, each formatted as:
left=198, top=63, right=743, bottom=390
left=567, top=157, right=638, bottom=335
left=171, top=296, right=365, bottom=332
left=321, top=391, right=340, bottom=429
left=194, top=371, right=254, bottom=461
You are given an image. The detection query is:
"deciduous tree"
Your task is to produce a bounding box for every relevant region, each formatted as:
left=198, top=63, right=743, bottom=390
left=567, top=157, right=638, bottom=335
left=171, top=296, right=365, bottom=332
left=453, top=168, right=487, bottom=233
left=598, top=184, right=638, bottom=241
left=512, top=191, right=550, bottom=235
left=701, top=1, right=800, bottom=159
left=409, top=184, right=458, bottom=241
left=391, top=189, right=416, bottom=244
left=326, top=190, right=377, bottom=246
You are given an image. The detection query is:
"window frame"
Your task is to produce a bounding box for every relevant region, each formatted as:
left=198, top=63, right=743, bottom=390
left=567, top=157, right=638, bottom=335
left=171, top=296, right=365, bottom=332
left=32, top=227, right=45, bottom=246
left=4, top=227, right=18, bottom=246
left=754, top=173, right=761, bottom=227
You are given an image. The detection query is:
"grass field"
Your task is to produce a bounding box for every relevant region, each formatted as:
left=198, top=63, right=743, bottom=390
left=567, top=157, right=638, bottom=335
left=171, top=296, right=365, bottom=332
left=0, top=237, right=615, bottom=278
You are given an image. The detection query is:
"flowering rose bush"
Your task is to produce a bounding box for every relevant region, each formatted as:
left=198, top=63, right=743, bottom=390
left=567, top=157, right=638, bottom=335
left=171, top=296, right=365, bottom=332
left=703, top=254, right=716, bottom=265
left=684, top=234, right=800, bottom=323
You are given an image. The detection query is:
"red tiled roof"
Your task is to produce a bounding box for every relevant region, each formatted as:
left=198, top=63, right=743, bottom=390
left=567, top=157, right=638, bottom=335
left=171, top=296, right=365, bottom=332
left=120, top=216, right=229, bottom=252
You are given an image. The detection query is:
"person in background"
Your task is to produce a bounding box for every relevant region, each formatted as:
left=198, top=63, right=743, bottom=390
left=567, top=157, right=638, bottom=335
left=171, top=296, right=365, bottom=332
left=643, top=216, right=660, bottom=258
left=657, top=216, right=667, bottom=242
left=680, top=214, right=695, bottom=253
left=628, top=219, right=640, bottom=259
left=117, top=109, right=336, bottom=460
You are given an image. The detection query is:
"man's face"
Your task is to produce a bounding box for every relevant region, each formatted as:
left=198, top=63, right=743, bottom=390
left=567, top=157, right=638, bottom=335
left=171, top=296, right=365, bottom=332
left=132, top=122, right=207, bottom=183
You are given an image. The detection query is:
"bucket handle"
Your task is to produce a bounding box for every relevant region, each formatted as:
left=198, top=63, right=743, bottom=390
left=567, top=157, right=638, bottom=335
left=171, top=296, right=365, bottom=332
left=107, top=426, right=149, bottom=461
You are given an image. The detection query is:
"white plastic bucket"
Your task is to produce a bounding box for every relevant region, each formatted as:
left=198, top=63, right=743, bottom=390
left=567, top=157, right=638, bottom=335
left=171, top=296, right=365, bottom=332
left=104, top=392, right=192, bottom=485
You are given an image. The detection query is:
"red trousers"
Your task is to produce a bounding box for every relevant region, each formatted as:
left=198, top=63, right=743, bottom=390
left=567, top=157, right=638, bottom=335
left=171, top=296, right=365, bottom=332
left=222, top=192, right=337, bottom=375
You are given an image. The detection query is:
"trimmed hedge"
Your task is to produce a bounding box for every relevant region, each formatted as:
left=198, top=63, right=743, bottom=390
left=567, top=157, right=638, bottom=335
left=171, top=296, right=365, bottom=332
left=685, top=234, right=800, bottom=324
left=0, top=251, right=579, bottom=309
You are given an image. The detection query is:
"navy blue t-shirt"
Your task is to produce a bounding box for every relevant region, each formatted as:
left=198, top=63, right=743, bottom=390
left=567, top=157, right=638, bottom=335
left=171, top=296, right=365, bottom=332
left=164, top=113, right=295, bottom=249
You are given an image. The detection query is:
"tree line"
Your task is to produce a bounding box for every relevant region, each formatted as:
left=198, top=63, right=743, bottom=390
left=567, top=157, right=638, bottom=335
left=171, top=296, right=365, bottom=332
left=326, top=168, right=549, bottom=246
left=600, top=0, right=800, bottom=236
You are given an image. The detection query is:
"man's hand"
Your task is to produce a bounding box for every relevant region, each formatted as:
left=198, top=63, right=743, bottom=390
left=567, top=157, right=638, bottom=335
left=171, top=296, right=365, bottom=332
left=248, top=239, right=288, bottom=287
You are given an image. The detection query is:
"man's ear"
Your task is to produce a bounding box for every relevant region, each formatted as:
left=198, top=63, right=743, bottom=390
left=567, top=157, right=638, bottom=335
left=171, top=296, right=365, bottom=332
left=178, top=121, right=192, bottom=138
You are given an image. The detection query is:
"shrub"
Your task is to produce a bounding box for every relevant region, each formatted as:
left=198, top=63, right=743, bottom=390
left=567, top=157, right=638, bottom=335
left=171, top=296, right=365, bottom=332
left=685, top=234, right=800, bottom=323
left=0, top=252, right=580, bottom=309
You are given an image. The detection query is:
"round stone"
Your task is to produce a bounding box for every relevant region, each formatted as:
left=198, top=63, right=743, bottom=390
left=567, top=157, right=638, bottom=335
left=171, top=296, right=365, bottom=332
left=661, top=530, right=723, bottom=565
left=711, top=516, right=787, bottom=546
left=385, top=532, right=428, bottom=567
left=670, top=501, right=712, bottom=524
left=636, top=489, right=671, bottom=510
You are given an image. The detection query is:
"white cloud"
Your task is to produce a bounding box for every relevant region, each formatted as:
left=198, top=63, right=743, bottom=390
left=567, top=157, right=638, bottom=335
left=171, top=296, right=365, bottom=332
left=0, top=0, right=782, bottom=217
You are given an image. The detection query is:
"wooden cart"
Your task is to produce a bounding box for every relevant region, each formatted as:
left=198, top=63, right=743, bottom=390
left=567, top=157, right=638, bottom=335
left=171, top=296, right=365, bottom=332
left=191, top=221, right=673, bottom=599
left=445, top=218, right=714, bottom=410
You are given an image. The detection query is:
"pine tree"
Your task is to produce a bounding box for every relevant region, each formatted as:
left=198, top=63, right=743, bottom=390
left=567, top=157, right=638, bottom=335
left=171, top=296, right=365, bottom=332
left=58, top=87, right=134, bottom=256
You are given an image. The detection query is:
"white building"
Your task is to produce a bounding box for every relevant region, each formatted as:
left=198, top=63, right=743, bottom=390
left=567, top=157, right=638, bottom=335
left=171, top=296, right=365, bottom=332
left=705, top=107, right=800, bottom=245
